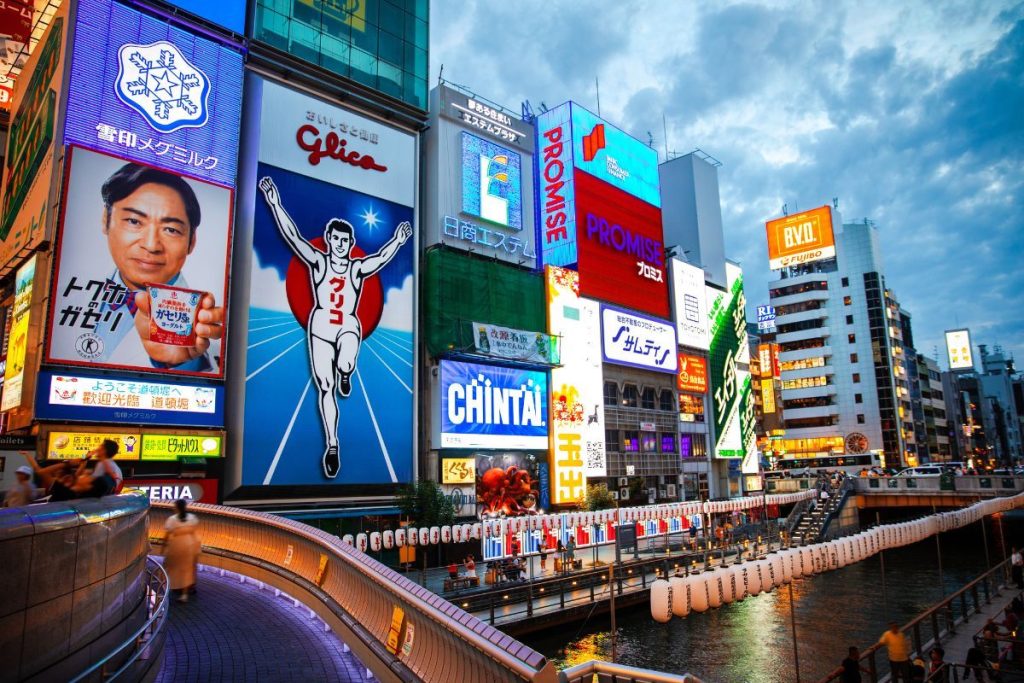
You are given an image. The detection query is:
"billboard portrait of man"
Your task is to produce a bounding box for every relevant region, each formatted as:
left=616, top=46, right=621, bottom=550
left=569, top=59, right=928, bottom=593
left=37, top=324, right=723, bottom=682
left=48, top=146, right=232, bottom=377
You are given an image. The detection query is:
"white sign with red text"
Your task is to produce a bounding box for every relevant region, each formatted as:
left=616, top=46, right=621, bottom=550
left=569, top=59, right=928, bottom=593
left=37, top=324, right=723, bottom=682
left=257, top=79, right=415, bottom=208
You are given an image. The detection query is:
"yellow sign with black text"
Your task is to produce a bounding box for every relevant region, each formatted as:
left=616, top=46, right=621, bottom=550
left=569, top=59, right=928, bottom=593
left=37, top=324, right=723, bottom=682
left=47, top=431, right=141, bottom=460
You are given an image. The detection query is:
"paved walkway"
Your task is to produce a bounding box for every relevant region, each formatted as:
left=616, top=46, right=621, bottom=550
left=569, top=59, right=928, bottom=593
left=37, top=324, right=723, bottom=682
left=155, top=563, right=368, bottom=682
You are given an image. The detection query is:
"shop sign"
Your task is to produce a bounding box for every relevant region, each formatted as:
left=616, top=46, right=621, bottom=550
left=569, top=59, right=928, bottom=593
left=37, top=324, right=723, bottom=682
left=124, top=477, right=218, bottom=504
left=141, top=434, right=222, bottom=460
left=441, top=457, right=475, bottom=485
left=601, top=305, right=677, bottom=374
left=470, top=321, right=557, bottom=364
left=46, top=431, right=141, bottom=460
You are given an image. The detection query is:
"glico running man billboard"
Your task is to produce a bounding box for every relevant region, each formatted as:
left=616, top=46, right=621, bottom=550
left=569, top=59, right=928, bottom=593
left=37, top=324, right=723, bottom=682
left=707, top=262, right=752, bottom=459
left=535, top=101, right=667, bottom=318
left=241, top=77, right=415, bottom=487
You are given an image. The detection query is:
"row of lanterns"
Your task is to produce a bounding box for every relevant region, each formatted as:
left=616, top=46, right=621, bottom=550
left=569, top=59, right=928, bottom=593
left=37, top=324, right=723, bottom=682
left=336, top=490, right=819, bottom=553
left=650, top=491, right=1024, bottom=622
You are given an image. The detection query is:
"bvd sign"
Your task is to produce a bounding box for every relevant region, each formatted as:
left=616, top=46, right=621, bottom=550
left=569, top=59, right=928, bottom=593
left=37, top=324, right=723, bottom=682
left=765, top=206, right=835, bottom=270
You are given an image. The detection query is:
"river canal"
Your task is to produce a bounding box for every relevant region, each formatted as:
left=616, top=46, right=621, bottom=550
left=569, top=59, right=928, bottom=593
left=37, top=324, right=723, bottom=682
left=522, top=511, right=1024, bottom=682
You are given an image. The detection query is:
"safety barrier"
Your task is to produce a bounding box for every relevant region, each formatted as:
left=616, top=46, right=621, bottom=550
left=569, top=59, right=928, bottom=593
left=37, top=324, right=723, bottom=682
left=651, top=491, right=1024, bottom=622
left=854, top=475, right=1024, bottom=495
left=0, top=494, right=152, bottom=682
left=149, top=503, right=557, bottom=682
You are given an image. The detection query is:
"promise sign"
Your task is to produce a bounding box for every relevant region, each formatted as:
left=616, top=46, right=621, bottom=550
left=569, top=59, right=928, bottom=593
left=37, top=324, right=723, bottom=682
left=765, top=205, right=835, bottom=270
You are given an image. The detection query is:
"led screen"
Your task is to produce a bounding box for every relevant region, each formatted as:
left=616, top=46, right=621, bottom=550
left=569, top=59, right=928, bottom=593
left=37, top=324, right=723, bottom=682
left=765, top=205, right=835, bottom=270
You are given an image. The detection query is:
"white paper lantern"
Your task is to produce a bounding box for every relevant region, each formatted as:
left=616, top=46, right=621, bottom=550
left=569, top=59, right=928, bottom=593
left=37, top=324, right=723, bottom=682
left=395, top=529, right=406, bottom=547
left=383, top=530, right=395, bottom=550
left=356, top=533, right=368, bottom=553
left=670, top=576, right=692, bottom=617
left=342, top=534, right=354, bottom=546
left=651, top=579, right=673, bottom=623
left=370, top=532, right=382, bottom=552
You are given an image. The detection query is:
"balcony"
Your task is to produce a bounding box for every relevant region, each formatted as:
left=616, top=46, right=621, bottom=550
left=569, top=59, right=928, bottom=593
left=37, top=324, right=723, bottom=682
left=775, top=307, right=829, bottom=327
left=780, top=384, right=837, bottom=400
left=781, top=365, right=835, bottom=381
left=776, top=326, right=831, bottom=345
left=770, top=289, right=831, bottom=309
left=784, top=404, right=840, bottom=421
left=778, top=345, right=833, bottom=363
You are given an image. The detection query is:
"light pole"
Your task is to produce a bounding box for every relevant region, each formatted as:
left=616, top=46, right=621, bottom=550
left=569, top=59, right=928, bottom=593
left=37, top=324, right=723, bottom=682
left=609, top=502, right=621, bottom=662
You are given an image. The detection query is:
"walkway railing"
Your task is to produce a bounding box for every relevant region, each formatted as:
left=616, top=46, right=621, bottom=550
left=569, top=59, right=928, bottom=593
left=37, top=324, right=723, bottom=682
left=70, top=557, right=170, bottom=683
left=559, top=660, right=702, bottom=682
left=149, top=502, right=558, bottom=682
left=853, top=475, right=1024, bottom=495
left=817, top=558, right=1012, bottom=682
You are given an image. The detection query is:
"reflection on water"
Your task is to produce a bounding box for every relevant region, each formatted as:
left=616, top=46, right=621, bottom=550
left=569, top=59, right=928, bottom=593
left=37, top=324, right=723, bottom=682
left=522, top=513, right=1024, bottom=682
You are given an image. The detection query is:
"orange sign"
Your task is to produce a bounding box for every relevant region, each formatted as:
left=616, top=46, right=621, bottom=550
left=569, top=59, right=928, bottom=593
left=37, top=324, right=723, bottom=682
left=677, top=354, right=708, bottom=393
left=765, top=206, right=835, bottom=270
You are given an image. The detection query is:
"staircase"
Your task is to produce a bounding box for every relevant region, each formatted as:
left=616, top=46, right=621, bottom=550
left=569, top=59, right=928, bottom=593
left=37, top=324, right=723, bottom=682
left=791, top=478, right=852, bottom=545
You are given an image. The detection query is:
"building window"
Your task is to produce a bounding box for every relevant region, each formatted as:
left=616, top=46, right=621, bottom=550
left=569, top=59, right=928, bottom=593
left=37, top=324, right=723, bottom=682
left=780, top=356, right=827, bottom=371
left=660, top=433, right=677, bottom=454
left=782, top=376, right=829, bottom=390
left=604, top=381, right=618, bottom=407
left=853, top=373, right=861, bottom=383
left=844, top=296, right=852, bottom=305
left=622, top=385, right=638, bottom=408
left=641, top=433, right=658, bottom=453
left=841, top=277, right=849, bottom=287
left=850, top=353, right=858, bottom=363
left=641, top=388, right=657, bottom=410
left=605, top=429, right=620, bottom=451
left=659, top=390, right=675, bottom=412
left=846, top=315, right=854, bottom=325
left=623, top=430, right=640, bottom=452
left=855, top=393, right=863, bottom=404
left=857, top=414, right=865, bottom=424
left=848, top=333, right=856, bottom=344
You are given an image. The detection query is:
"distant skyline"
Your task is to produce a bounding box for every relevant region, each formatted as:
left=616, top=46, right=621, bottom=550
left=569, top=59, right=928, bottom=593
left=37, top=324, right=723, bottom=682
left=431, top=1, right=1024, bottom=369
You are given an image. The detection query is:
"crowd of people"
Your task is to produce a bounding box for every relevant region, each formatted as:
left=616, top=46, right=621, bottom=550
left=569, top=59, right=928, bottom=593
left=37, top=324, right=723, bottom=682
left=3, top=441, right=124, bottom=507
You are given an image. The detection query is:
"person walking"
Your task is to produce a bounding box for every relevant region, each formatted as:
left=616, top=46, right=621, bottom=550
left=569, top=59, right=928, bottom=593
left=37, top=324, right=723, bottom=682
left=1011, top=546, right=1023, bottom=590
left=164, top=499, right=201, bottom=603
left=566, top=536, right=576, bottom=569
left=878, top=622, right=912, bottom=682
left=840, top=646, right=869, bottom=682
left=3, top=465, right=36, bottom=507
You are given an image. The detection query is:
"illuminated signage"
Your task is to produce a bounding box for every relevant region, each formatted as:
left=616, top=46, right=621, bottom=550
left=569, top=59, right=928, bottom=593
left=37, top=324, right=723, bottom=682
left=440, top=86, right=533, bottom=146
left=765, top=206, right=836, bottom=270
left=757, top=305, right=776, bottom=332
left=677, top=354, right=708, bottom=393
left=672, top=259, right=709, bottom=350
left=569, top=104, right=660, bottom=206
left=439, top=360, right=548, bottom=450
left=759, top=343, right=781, bottom=379
left=441, top=215, right=536, bottom=259
left=471, top=322, right=558, bottom=365
left=679, top=394, right=704, bottom=423
left=125, top=477, right=218, bottom=504
left=35, top=370, right=224, bottom=427
left=536, top=105, right=577, bottom=268
left=708, top=263, right=748, bottom=458
left=63, top=0, right=243, bottom=187
left=945, top=329, right=974, bottom=370
left=461, top=132, right=523, bottom=230
left=601, top=305, right=677, bottom=374
left=547, top=266, right=605, bottom=496
left=761, top=377, right=777, bottom=415
left=141, top=434, right=222, bottom=460
left=161, top=1, right=247, bottom=34
left=47, top=431, right=142, bottom=460
left=441, top=458, right=476, bottom=485
left=1, top=256, right=35, bottom=411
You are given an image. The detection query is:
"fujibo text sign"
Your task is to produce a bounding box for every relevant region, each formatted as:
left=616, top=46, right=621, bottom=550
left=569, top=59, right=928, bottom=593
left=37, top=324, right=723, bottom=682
left=440, top=360, right=548, bottom=449
left=765, top=206, right=835, bottom=270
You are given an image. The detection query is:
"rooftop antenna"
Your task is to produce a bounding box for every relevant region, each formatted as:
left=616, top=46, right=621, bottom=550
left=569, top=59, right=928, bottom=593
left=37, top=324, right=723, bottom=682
left=832, top=197, right=839, bottom=210
left=662, top=114, right=669, bottom=161
left=595, top=76, right=601, bottom=117
left=437, top=63, right=444, bottom=86
left=539, top=101, right=549, bottom=114
left=647, top=131, right=654, bottom=148
left=782, top=203, right=788, bottom=216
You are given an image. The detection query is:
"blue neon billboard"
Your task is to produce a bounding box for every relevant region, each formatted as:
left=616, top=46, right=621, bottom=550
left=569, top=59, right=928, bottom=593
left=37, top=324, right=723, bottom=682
left=163, top=0, right=247, bottom=35
left=462, top=132, right=523, bottom=230
left=569, top=103, right=661, bottom=208
left=440, top=360, right=548, bottom=450
left=535, top=103, right=577, bottom=268
left=64, top=0, right=243, bottom=187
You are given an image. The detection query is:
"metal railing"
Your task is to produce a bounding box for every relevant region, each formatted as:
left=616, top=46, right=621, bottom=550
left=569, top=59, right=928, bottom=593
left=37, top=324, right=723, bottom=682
left=820, top=478, right=856, bottom=540
left=854, top=476, right=1024, bottom=495
left=70, top=557, right=170, bottom=683
left=559, top=660, right=702, bottom=682
left=817, top=559, right=1012, bottom=682
left=149, top=502, right=558, bottom=682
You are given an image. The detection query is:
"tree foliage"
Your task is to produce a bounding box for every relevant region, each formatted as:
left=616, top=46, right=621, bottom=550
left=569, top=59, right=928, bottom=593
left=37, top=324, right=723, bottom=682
left=397, top=480, right=456, bottom=527
left=581, top=483, right=617, bottom=511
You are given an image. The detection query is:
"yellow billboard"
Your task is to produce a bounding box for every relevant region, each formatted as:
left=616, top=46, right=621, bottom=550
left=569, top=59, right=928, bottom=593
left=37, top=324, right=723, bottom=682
left=765, top=205, right=835, bottom=270
left=2, top=255, right=36, bottom=411
left=441, top=458, right=475, bottom=485
left=141, top=434, right=222, bottom=461
left=46, top=431, right=141, bottom=460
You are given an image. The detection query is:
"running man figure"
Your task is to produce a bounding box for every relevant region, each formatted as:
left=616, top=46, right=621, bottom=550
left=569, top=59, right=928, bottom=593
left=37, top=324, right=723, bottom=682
left=258, top=177, right=412, bottom=478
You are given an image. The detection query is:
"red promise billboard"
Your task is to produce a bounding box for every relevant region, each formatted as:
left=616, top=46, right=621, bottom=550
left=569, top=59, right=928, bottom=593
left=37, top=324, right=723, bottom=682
left=574, top=170, right=668, bottom=318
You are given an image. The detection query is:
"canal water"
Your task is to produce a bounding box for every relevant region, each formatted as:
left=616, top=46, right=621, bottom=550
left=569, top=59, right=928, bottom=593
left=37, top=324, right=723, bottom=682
left=522, top=511, right=1024, bottom=682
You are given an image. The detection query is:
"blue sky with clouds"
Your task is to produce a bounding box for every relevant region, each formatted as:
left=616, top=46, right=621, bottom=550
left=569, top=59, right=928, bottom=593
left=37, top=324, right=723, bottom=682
left=431, top=1, right=1024, bottom=368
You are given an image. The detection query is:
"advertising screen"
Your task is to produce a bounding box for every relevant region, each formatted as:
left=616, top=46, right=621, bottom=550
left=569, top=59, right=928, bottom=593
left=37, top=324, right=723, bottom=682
left=439, top=360, right=548, bottom=449
left=677, top=353, right=708, bottom=393
left=64, top=0, right=243, bottom=188
left=46, top=147, right=233, bottom=377
left=576, top=171, right=669, bottom=317
left=1, top=255, right=35, bottom=411
left=707, top=263, right=747, bottom=458
left=241, top=76, right=415, bottom=487
left=476, top=451, right=542, bottom=517
left=141, top=434, right=222, bottom=460
left=34, top=369, right=224, bottom=428
left=547, top=266, right=605, bottom=499
left=765, top=205, right=836, bottom=270
left=471, top=322, right=558, bottom=365
left=162, top=0, right=247, bottom=34
left=0, top=2, right=66, bottom=267
left=757, top=305, right=776, bottom=332
left=461, top=132, right=523, bottom=230
left=536, top=104, right=577, bottom=268
left=124, top=477, right=219, bottom=504
left=945, top=329, right=974, bottom=370
left=679, top=393, right=704, bottom=423
left=601, top=305, right=677, bottom=374
left=441, top=87, right=533, bottom=147
left=672, top=259, right=709, bottom=350
left=569, top=103, right=661, bottom=207
left=46, top=431, right=142, bottom=460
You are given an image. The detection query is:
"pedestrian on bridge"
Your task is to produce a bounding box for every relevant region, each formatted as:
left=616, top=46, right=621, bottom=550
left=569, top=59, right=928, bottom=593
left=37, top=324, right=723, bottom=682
left=877, top=622, right=912, bottom=683
left=1011, top=547, right=1023, bottom=589
left=840, top=646, right=869, bottom=682
left=164, top=499, right=201, bottom=603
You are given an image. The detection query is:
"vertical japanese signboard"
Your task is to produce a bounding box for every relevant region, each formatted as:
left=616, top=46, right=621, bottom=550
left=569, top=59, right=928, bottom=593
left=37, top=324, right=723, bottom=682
left=707, top=263, right=749, bottom=458
left=1, top=255, right=35, bottom=410
left=546, top=266, right=605, bottom=501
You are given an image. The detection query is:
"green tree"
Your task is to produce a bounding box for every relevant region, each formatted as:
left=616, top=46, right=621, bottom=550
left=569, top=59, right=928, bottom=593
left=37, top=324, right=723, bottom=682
left=581, top=483, right=617, bottom=511
left=396, top=480, right=456, bottom=528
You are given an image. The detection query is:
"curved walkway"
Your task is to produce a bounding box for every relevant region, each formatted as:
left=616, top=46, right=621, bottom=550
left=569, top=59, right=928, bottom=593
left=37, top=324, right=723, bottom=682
left=155, top=563, right=367, bottom=682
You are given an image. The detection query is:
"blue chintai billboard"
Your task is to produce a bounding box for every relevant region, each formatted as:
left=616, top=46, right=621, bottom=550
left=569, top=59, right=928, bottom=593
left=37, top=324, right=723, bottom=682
left=240, top=78, right=416, bottom=486
left=440, top=360, right=548, bottom=450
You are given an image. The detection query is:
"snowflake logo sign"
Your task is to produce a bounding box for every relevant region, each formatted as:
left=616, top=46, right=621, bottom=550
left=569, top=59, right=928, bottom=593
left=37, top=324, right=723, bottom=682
left=115, top=41, right=211, bottom=133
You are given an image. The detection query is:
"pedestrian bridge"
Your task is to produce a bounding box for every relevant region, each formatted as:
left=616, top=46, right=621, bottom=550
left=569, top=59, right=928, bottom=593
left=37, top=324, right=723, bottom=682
left=850, top=475, right=1024, bottom=508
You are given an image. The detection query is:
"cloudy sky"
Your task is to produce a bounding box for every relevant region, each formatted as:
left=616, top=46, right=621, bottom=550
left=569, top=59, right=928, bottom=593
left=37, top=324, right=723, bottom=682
left=431, top=1, right=1024, bottom=369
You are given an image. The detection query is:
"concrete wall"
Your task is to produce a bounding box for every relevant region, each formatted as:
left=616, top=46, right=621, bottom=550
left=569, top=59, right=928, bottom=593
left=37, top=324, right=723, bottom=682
left=0, top=494, right=150, bottom=683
